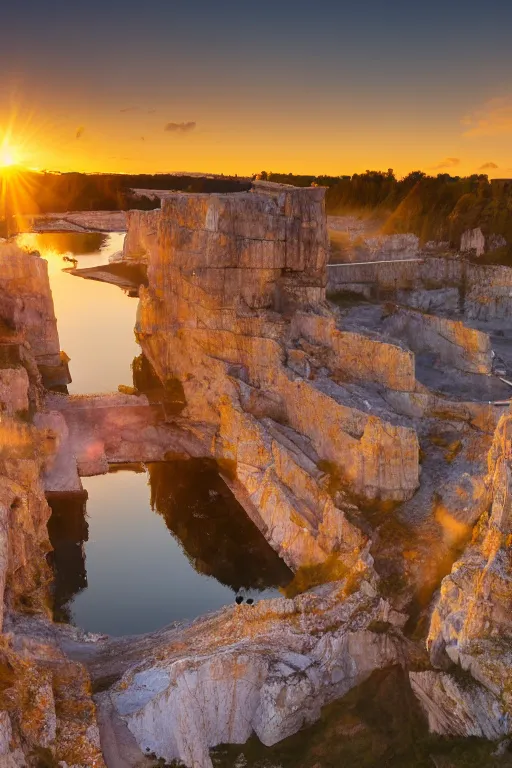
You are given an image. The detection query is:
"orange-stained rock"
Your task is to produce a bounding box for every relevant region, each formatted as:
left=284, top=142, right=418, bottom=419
left=420, top=412, right=512, bottom=737
left=127, top=183, right=420, bottom=568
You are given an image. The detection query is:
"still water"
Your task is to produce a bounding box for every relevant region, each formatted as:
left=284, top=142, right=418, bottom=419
left=16, top=232, right=139, bottom=394
left=49, top=462, right=291, bottom=636
left=16, top=232, right=291, bottom=635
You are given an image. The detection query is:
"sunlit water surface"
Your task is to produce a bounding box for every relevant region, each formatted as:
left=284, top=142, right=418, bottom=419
left=20, top=232, right=291, bottom=635
left=16, top=232, right=139, bottom=394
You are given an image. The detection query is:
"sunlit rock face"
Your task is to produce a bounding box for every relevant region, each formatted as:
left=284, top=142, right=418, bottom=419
left=381, top=306, right=493, bottom=375
left=0, top=417, right=52, bottom=624
left=416, top=412, right=512, bottom=738
left=0, top=419, right=104, bottom=766
left=92, top=577, right=407, bottom=768
left=0, top=242, right=69, bottom=387
left=0, top=242, right=104, bottom=766
left=126, top=182, right=420, bottom=569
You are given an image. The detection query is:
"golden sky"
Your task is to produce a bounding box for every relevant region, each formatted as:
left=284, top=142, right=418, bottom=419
left=1, top=1, right=511, bottom=178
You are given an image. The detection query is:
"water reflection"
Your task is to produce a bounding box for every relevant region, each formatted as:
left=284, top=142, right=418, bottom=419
left=149, top=460, right=291, bottom=592
left=48, top=463, right=291, bottom=637
left=16, top=232, right=139, bottom=394
left=47, top=494, right=89, bottom=623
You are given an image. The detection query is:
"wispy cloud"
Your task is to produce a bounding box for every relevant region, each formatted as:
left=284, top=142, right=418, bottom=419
left=430, top=157, right=460, bottom=170
left=120, top=106, right=157, bottom=114
left=463, top=97, right=512, bottom=137
left=164, top=121, right=196, bottom=133
left=478, top=161, right=498, bottom=170
left=76, top=126, right=85, bottom=140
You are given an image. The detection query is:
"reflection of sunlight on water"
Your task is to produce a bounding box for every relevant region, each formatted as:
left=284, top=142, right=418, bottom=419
left=16, top=232, right=138, bottom=394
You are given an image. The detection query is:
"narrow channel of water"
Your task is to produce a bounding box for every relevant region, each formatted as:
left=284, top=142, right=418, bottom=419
left=48, top=462, right=291, bottom=636
left=16, top=231, right=292, bottom=635
left=16, top=232, right=139, bottom=394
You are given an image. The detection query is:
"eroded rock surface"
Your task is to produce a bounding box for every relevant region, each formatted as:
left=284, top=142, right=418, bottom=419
left=126, top=183, right=420, bottom=569
left=411, top=411, right=512, bottom=739
left=79, top=575, right=407, bottom=768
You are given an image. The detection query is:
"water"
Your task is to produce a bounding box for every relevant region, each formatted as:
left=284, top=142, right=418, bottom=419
left=49, top=462, right=291, bottom=636
left=14, top=231, right=291, bottom=635
left=16, top=232, right=139, bottom=394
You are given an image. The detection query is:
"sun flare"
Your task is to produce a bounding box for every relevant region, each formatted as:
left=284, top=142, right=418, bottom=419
left=0, top=145, right=19, bottom=168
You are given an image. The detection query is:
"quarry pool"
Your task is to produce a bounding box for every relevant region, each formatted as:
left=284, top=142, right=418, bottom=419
left=16, top=231, right=139, bottom=394
left=17, top=232, right=292, bottom=636
left=48, top=461, right=292, bottom=636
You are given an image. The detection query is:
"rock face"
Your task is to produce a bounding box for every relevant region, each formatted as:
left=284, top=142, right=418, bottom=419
left=381, top=306, right=492, bottom=374
left=0, top=242, right=105, bottom=767
left=126, top=183, right=419, bottom=569
left=327, top=252, right=512, bottom=324
left=86, top=576, right=407, bottom=768
left=0, top=242, right=69, bottom=386
left=410, top=670, right=511, bottom=739
left=415, top=412, right=512, bottom=738
left=461, top=227, right=486, bottom=257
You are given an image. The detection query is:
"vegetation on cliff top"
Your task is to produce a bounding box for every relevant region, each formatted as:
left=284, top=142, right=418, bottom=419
left=257, top=169, right=512, bottom=248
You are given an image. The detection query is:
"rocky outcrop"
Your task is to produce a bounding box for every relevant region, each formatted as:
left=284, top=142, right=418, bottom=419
left=0, top=242, right=106, bottom=766
left=290, top=310, right=416, bottom=391
left=129, top=183, right=419, bottom=568
left=460, top=228, right=507, bottom=257
left=410, top=670, right=510, bottom=739
left=461, top=228, right=486, bottom=257
left=83, top=577, right=407, bottom=768
left=38, top=392, right=212, bottom=489
left=416, top=412, right=512, bottom=739
left=381, top=306, right=492, bottom=374
left=327, top=255, right=460, bottom=300
left=352, top=233, right=420, bottom=262
left=0, top=417, right=105, bottom=766
left=465, top=263, right=512, bottom=321
left=0, top=242, right=70, bottom=386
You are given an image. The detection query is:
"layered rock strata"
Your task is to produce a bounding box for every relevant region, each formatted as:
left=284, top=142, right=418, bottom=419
left=127, top=183, right=419, bottom=569
left=80, top=573, right=407, bottom=768
left=0, top=242, right=70, bottom=387
left=410, top=411, right=512, bottom=738
left=0, top=243, right=105, bottom=766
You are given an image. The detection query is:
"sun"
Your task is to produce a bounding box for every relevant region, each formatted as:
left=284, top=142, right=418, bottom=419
left=0, top=145, right=20, bottom=168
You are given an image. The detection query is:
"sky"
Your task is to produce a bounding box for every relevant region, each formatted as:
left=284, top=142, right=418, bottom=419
left=1, top=0, right=512, bottom=177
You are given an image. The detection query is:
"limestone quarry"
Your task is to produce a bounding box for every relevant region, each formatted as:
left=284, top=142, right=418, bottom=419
left=1, top=181, right=512, bottom=766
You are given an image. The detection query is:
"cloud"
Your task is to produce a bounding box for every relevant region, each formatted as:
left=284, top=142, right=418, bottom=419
left=430, top=157, right=460, bottom=170
left=478, top=161, right=499, bottom=170
left=120, top=106, right=157, bottom=114
left=164, top=121, right=196, bottom=133
left=76, top=126, right=85, bottom=140
left=463, top=97, right=512, bottom=137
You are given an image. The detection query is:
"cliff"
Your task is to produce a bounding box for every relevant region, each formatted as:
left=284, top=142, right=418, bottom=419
left=128, top=183, right=420, bottom=569
left=0, top=242, right=70, bottom=388
left=0, top=242, right=104, bottom=767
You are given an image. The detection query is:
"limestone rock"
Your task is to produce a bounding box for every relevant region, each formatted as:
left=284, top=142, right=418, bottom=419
left=381, top=306, right=492, bottom=374
left=91, top=582, right=407, bottom=768
left=126, top=183, right=420, bottom=568
left=0, top=368, right=29, bottom=415
left=423, top=413, right=512, bottom=737
left=461, top=228, right=486, bottom=257
left=410, top=670, right=510, bottom=739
